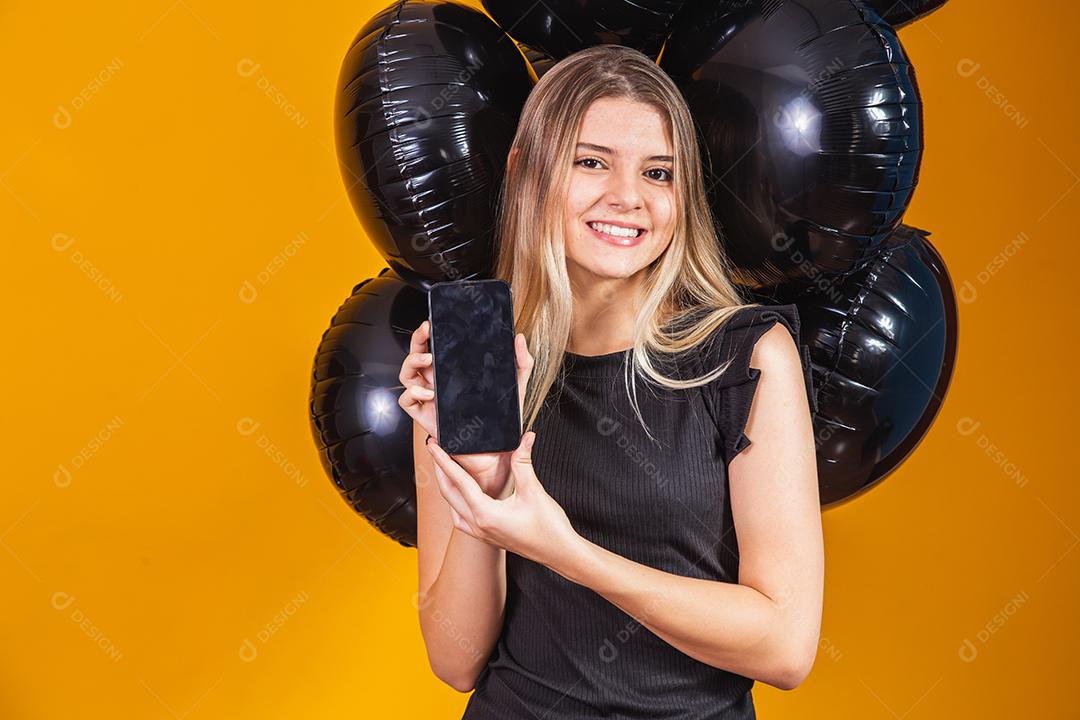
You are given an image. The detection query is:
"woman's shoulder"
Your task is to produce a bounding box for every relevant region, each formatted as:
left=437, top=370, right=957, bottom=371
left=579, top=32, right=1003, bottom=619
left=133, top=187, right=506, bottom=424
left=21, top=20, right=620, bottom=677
left=701, top=303, right=819, bottom=460
left=668, top=303, right=802, bottom=373
left=662, top=303, right=814, bottom=395
left=704, top=303, right=806, bottom=388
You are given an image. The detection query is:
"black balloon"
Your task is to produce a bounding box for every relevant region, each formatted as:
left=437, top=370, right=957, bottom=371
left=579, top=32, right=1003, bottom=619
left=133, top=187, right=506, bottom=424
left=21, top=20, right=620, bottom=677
left=660, top=0, right=923, bottom=289
left=317, top=0, right=961, bottom=538
left=862, top=0, right=949, bottom=29
left=482, top=0, right=685, bottom=63
left=751, top=225, right=957, bottom=506
left=334, top=0, right=533, bottom=284
left=309, top=268, right=428, bottom=547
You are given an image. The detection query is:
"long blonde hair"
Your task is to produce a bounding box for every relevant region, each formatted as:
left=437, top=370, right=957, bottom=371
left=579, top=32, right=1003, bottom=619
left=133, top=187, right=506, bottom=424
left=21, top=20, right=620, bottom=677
left=494, top=44, right=760, bottom=443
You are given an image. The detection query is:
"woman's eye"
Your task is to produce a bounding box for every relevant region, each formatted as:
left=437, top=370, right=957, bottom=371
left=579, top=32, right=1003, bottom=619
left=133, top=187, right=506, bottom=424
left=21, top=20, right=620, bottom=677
left=575, top=158, right=672, bottom=182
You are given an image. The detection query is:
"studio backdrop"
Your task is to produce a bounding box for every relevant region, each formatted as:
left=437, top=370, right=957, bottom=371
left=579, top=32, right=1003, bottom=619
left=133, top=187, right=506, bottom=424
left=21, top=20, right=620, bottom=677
left=4, top=1, right=1076, bottom=717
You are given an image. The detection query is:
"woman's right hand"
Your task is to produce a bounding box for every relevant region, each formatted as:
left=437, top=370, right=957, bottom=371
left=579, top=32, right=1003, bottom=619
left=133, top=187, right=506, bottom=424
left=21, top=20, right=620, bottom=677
left=398, top=320, right=534, bottom=500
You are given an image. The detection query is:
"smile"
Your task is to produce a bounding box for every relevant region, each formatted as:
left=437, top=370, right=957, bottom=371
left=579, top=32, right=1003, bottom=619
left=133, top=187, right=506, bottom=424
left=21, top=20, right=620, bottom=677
left=585, top=221, right=647, bottom=247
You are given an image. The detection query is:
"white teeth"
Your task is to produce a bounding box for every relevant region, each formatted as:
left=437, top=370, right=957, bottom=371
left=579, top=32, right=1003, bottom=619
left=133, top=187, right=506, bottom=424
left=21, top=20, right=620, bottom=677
left=588, top=221, right=642, bottom=238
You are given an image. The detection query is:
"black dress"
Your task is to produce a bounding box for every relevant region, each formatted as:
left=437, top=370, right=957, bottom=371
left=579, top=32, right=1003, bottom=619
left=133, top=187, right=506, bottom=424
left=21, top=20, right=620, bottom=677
left=460, top=304, right=818, bottom=720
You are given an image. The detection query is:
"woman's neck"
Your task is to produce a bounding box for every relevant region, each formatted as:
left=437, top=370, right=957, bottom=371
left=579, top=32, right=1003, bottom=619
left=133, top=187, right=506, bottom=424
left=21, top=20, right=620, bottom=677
left=568, top=276, right=644, bottom=355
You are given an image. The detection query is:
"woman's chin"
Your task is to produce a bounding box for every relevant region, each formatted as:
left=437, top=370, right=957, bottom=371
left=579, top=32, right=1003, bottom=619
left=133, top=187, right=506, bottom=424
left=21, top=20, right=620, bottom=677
left=569, top=260, right=646, bottom=283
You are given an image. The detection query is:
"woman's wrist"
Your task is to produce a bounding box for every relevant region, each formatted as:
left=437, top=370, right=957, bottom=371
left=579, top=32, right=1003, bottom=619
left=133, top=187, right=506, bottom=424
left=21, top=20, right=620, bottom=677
left=549, top=532, right=599, bottom=586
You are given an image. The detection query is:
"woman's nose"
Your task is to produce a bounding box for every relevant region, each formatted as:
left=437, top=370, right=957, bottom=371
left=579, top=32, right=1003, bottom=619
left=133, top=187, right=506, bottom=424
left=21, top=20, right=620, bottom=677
left=604, top=168, right=644, bottom=209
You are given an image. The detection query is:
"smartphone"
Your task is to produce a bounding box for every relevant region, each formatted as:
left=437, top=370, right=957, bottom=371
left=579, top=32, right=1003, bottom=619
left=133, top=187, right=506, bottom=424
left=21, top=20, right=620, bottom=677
left=427, top=279, right=521, bottom=455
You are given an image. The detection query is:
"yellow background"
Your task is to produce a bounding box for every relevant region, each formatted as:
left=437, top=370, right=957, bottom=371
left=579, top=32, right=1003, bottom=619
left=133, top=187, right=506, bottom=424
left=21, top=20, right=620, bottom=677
left=4, top=1, right=1076, bottom=717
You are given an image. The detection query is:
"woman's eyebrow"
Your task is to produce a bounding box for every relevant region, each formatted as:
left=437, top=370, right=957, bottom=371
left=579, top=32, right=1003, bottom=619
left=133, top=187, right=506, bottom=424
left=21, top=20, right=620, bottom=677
left=576, top=142, right=673, bottom=163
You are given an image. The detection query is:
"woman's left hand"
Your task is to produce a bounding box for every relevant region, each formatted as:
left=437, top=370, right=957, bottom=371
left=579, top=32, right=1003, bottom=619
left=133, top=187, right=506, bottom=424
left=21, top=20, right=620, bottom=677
left=426, top=431, right=581, bottom=571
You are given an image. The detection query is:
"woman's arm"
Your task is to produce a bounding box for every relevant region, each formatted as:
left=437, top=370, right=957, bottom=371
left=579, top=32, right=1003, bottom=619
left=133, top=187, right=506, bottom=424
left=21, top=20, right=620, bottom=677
left=556, top=324, right=824, bottom=690
left=414, top=420, right=507, bottom=692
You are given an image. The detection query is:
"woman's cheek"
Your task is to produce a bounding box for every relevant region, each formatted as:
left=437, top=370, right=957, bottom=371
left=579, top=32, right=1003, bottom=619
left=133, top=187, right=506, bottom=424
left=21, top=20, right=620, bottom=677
left=647, top=193, right=674, bottom=233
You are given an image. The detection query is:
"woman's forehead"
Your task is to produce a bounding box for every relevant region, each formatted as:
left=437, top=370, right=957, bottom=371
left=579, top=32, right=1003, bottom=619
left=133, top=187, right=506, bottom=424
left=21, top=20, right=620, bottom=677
left=577, top=99, right=673, bottom=154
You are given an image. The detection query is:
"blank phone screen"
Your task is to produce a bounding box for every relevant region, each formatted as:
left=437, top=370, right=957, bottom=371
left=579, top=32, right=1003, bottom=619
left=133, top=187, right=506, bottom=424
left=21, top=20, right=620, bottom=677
left=427, top=280, right=521, bottom=454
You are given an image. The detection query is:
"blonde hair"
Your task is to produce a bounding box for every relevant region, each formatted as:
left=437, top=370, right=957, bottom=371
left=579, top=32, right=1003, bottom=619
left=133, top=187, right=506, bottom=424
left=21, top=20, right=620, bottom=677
left=494, top=44, right=760, bottom=444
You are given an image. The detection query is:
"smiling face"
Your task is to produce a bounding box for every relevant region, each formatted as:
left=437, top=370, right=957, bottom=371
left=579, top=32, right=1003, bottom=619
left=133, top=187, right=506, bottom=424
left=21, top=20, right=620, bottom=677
left=563, top=96, right=677, bottom=290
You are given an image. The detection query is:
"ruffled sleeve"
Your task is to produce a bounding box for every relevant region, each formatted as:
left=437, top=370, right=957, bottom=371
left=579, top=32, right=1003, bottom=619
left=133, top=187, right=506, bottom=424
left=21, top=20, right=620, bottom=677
left=704, top=304, right=819, bottom=463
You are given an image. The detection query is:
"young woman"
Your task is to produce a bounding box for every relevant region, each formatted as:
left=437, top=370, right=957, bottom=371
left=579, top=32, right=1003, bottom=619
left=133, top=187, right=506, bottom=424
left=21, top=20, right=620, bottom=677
left=398, top=45, right=822, bottom=719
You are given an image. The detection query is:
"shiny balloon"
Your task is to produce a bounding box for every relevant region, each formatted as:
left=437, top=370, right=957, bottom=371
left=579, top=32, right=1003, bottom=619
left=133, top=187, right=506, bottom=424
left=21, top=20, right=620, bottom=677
left=334, top=0, right=533, bottom=284
left=482, top=0, right=685, bottom=63
left=862, top=0, right=949, bottom=29
left=660, top=0, right=923, bottom=289
left=750, top=225, right=957, bottom=507
left=309, top=268, right=428, bottom=547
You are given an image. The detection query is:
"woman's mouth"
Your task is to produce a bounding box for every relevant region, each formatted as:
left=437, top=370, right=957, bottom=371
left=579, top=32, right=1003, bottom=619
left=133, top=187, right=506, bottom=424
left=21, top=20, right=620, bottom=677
left=585, top=220, right=647, bottom=247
